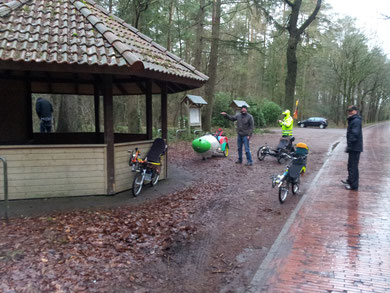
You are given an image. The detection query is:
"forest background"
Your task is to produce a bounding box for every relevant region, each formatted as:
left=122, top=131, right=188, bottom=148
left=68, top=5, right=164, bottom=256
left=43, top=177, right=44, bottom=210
left=34, top=0, right=390, bottom=136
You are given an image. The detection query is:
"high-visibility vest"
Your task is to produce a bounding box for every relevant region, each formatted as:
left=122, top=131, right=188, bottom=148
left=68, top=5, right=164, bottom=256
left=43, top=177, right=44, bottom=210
left=280, top=116, right=293, bottom=136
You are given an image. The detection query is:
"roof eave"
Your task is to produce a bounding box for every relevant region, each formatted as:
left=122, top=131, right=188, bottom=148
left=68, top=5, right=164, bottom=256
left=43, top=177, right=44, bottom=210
left=0, top=59, right=207, bottom=92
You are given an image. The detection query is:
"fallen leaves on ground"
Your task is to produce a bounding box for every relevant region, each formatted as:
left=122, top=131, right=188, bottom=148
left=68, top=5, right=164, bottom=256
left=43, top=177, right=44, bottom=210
left=0, top=181, right=222, bottom=292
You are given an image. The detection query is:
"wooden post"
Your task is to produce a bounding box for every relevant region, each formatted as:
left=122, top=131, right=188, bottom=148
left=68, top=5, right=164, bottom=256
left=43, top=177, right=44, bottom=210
left=146, top=79, right=153, bottom=140
left=25, top=76, right=33, bottom=139
left=160, top=82, right=168, bottom=178
left=185, top=100, right=191, bottom=135
left=94, top=82, right=100, bottom=135
left=161, top=82, right=168, bottom=140
left=102, top=75, right=115, bottom=195
left=199, top=106, right=203, bottom=131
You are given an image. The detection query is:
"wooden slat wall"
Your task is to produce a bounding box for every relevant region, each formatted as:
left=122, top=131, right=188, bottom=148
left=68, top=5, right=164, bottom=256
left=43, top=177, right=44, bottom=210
left=0, top=145, right=106, bottom=200
left=115, top=141, right=167, bottom=193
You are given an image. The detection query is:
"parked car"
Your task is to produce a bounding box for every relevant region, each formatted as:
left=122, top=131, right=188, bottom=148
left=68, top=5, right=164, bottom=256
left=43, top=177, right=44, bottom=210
left=298, top=117, right=328, bottom=129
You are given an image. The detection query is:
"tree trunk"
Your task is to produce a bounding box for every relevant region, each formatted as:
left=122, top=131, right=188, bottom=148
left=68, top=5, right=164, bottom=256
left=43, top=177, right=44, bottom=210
left=299, top=60, right=308, bottom=121
left=166, top=0, right=175, bottom=51
left=284, top=36, right=299, bottom=110
left=284, top=0, right=322, bottom=111
left=193, top=0, right=205, bottom=70
left=176, top=6, right=183, bottom=58
left=57, top=95, right=73, bottom=132
left=132, top=0, right=151, bottom=29
left=134, top=10, right=141, bottom=29
left=127, top=97, right=141, bottom=133
left=191, top=0, right=206, bottom=96
left=203, top=0, right=221, bottom=132
left=108, top=0, right=113, bottom=13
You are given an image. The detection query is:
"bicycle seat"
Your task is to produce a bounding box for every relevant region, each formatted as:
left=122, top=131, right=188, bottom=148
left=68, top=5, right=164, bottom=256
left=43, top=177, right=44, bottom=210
left=288, top=164, right=304, bottom=181
left=145, top=138, right=166, bottom=163
left=276, top=138, right=290, bottom=150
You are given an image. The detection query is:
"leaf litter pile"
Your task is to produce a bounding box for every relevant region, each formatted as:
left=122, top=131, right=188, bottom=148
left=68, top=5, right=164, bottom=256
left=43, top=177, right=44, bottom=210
left=0, top=181, right=222, bottom=292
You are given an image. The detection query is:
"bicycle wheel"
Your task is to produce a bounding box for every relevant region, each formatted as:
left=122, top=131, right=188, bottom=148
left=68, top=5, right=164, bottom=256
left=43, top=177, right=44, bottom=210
left=277, top=153, right=287, bottom=164
left=223, top=144, right=229, bottom=157
left=292, top=183, right=299, bottom=194
left=292, top=177, right=300, bottom=194
left=279, top=185, right=288, bottom=204
left=132, top=173, right=144, bottom=197
left=257, top=146, right=267, bottom=161
left=150, top=170, right=160, bottom=187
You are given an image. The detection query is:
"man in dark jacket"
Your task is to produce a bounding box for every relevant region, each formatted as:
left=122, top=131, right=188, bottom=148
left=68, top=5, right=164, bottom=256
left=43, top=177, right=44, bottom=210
left=221, top=105, right=254, bottom=166
left=36, top=97, right=53, bottom=133
left=342, top=105, right=363, bottom=190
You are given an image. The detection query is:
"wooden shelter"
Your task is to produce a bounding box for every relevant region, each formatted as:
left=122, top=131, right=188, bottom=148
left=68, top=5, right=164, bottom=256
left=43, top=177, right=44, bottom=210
left=0, top=0, right=208, bottom=200
left=181, top=94, right=207, bottom=129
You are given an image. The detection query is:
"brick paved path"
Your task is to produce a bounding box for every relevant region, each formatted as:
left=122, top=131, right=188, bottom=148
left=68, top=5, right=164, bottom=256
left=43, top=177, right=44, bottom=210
left=248, top=123, right=390, bottom=293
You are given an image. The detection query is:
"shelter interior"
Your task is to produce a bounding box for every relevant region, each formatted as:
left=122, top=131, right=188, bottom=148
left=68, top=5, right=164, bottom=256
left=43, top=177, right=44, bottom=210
left=0, top=69, right=192, bottom=145
left=0, top=69, right=175, bottom=198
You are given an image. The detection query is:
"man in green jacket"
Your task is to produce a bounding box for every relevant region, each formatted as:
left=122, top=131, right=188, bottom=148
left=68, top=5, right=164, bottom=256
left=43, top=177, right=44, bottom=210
left=278, top=109, right=293, bottom=137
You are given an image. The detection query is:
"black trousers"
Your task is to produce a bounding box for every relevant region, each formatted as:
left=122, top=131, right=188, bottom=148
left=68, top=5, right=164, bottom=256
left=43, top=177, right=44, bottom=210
left=40, top=118, right=52, bottom=133
left=348, top=151, right=360, bottom=189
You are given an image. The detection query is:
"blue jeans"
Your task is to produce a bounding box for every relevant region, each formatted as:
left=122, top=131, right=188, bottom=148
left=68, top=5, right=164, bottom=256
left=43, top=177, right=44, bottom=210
left=237, top=135, right=252, bottom=163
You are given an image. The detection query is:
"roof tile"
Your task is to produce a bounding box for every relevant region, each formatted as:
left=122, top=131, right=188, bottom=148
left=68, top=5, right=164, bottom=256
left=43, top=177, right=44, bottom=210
left=0, top=0, right=208, bottom=82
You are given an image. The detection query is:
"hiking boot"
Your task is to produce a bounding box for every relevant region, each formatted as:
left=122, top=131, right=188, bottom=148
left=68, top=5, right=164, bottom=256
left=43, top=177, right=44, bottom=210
left=245, top=162, right=253, bottom=166
left=341, top=179, right=349, bottom=185
left=235, top=160, right=242, bottom=164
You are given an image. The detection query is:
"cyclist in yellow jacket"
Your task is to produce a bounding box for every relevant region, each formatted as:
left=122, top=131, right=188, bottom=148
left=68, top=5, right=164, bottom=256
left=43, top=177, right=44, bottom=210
left=278, top=109, right=293, bottom=137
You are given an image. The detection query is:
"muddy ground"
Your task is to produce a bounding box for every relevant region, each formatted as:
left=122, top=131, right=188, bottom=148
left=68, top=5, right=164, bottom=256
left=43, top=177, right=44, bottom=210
left=139, top=127, right=345, bottom=293
left=0, top=127, right=345, bottom=293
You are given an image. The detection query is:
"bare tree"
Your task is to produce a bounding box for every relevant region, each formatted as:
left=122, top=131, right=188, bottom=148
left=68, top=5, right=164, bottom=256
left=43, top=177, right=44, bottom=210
left=253, top=0, right=322, bottom=110
left=284, top=0, right=322, bottom=110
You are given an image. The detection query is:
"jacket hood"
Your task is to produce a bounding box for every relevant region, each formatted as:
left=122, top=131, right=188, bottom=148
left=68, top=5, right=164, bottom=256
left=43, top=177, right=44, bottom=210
left=282, top=110, right=291, bottom=118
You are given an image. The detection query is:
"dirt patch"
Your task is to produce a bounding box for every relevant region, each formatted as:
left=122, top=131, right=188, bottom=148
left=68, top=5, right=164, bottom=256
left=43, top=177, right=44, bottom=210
left=0, top=127, right=345, bottom=292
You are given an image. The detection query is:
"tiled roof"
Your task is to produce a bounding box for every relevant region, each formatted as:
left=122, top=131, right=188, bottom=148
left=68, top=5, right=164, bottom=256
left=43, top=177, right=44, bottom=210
left=0, top=0, right=208, bottom=83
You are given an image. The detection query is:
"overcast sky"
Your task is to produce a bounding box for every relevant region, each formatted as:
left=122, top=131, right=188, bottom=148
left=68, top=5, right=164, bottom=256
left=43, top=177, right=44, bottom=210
left=325, top=0, right=390, bottom=56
